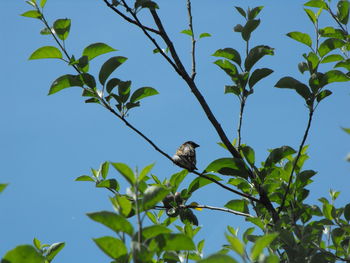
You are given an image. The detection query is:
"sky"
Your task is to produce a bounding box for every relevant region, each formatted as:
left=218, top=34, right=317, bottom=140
left=1, top=0, right=349, bottom=262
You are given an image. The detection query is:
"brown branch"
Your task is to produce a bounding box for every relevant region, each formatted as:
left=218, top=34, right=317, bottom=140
left=101, top=0, right=160, bottom=34
left=186, top=0, right=196, bottom=80
left=101, top=101, right=259, bottom=202
left=237, top=96, right=246, bottom=148
left=100, top=2, right=278, bottom=221
left=278, top=108, right=314, bottom=215
left=186, top=204, right=254, bottom=218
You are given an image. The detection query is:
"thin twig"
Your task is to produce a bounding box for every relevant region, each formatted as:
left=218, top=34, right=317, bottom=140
left=186, top=204, right=254, bottom=217
left=134, top=180, right=142, bottom=244
left=101, top=0, right=160, bottom=34
left=237, top=96, right=246, bottom=148
left=186, top=0, right=196, bottom=80
left=278, top=108, right=314, bottom=214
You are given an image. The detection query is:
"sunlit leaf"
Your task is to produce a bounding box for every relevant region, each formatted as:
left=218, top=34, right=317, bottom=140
left=29, top=46, right=62, bottom=60
left=49, top=74, right=83, bottom=95
left=46, top=242, right=65, bottom=261
left=87, top=211, right=133, bottom=235
left=2, top=245, right=45, bottom=263
left=130, top=87, right=159, bottom=103
left=212, top=48, right=241, bottom=66
left=197, top=254, right=238, bottom=263
left=21, top=10, right=42, bottom=19
left=250, top=233, right=278, bottom=261
left=83, top=43, right=117, bottom=61
left=53, top=18, right=71, bottom=41
left=287, top=31, right=312, bottom=47
left=204, top=158, right=250, bottom=178
left=143, top=185, right=170, bottom=210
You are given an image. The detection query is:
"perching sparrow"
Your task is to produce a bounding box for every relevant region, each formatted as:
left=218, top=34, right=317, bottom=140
left=172, top=141, right=200, bottom=172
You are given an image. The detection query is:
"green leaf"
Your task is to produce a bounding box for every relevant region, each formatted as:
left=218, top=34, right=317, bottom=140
left=199, top=32, right=211, bottom=39
left=32, top=238, right=41, bottom=250
left=214, top=59, right=238, bottom=79
left=250, top=233, right=278, bottom=261
left=99, top=56, right=128, bottom=85
left=93, top=236, right=127, bottom=259
left=245, top=45, right=274, bottom=71
left=303, top=52, right=320, bottom=71
left=212, top=48, right=241, bottom=66
left=248, top=6, right=264, bottom=19
left=242, top=19, right=260, bottom=41
left=316, top=89, right=332, bottom=102
left=87, top=211, right=133, bottom=235
left=81, top=73, right=96, bottom=88
left=275, top=77, right=311, bottom=100
left=225, top=85, right=241, bottom=95
left=319, top=26, right=346, bottom=39
left=198, top=254, right=238, bottom=263
left=235, top=6, right=246, bottom=18
left=335, top=59, right=350, bottom=71
left=142, top=225, right=172, bottom=240
left=320, top=54, right=344, bottom=64
left=248, top=68, right=273, bottom=89
left=139, top=163, right=155, bottom=182
left=29, top=46, right=62, bottom=60
left=337, top=0, right=350, bottom=24
left=204, top=158, right=250, bottom=178
left=342, top=127, right=350, bottom=135
left=26, top=1, right=37, bottom=8
left=188, top=174, right=222, bottom=194
left=322, top=203, right=334, bottom=220
left=241, top=145, right=255, bottom=165
left=181, top=29, right=193, bottom=36
left=224, top=199, right=248, bottom=213
left=75, top=175, right=95, bottom=182
left=113, top=195, right=132, bottom=217
left=287, top=31, right=312, bottom=47
left=21, top=10, right=42, bottom=19
left=111, top=162, right=135, bottom=185
left=318, top=38, right=344, bottom=57
left=2, top=245, right=45, bottom=263
left=169, top=170, right=188, bottom=192
left=265, top=146, right=296, bottom=167
left=304, top=8, right=317, bottom=24
left=97, top=162, right=108, bottom=181
left=83, top=42, right=117, bottom=61
left=130, top=87, right=159, bottom=103
left=344, top=203, right=350, bottom=220
left=40, top=27, right=52, bottom=35
left=40, top=0, right=47, bottom=8
left=96, top=179, right=119, bottom=191
left=153, top=233, right=196, bottom=251
left=0, top=183, right=8, bottom=193
left=143, top=185, right=170, bottom=210
left=53, top=18, right=71, bottom=41
left=322, top=70, right=350, bottom=85
left=304, top=0, right=328, bottom=9
left=243, top=227, right=255, bottom=244
left=49, top=74, right=83, bottom=95
left=46, top=242, right=65, bottom=261
left=226, top=234, right=245, bottom=256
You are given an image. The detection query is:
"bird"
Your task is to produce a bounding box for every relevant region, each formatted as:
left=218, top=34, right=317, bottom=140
left=172, top=141, right=200, bottom=172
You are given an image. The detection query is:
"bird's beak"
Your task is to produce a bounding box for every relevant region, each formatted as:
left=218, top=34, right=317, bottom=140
left=194, top=143, right=200, bottom=148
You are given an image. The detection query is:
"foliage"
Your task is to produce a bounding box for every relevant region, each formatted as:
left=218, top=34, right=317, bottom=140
left=3, top=0, right=350, bottom=262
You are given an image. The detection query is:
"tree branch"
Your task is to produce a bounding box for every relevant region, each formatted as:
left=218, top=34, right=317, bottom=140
left=278, top=108, right=314, bottom=214
left=186, top=204, right=254, bottom=218
left=101, top=0, right=160, bottom=34
left=237, top=96, right=246, bottom=148
left=186, top=0, right=196, bottom=80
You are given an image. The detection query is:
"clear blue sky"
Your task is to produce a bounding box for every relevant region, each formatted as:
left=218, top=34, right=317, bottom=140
left=1, top=0, right=349, bottom=262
